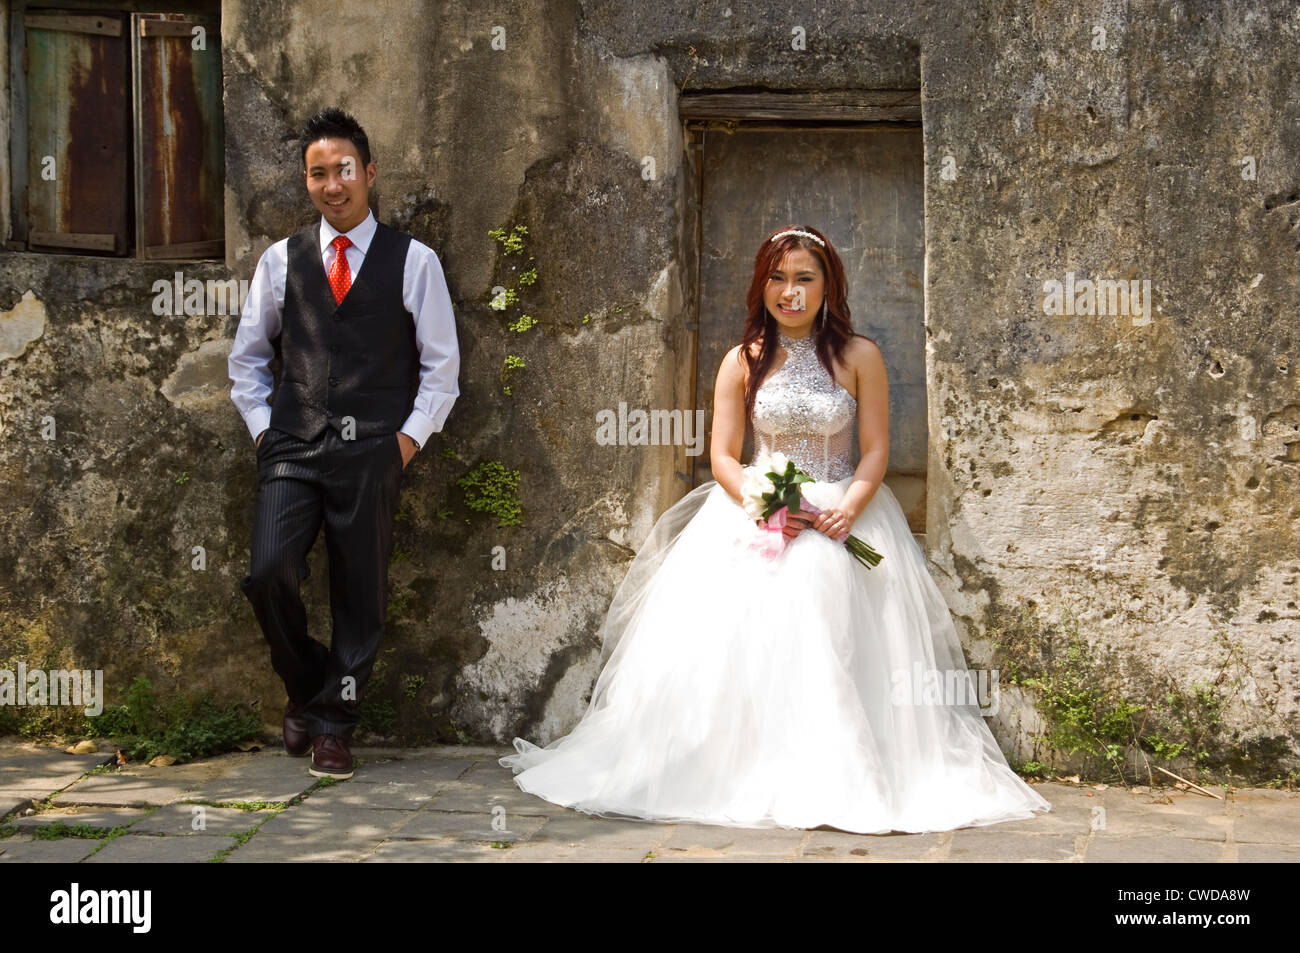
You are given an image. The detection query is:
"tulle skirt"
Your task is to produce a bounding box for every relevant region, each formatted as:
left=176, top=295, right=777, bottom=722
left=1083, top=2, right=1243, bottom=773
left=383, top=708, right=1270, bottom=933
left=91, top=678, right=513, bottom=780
left=499, top=477, right=1051, bottom=833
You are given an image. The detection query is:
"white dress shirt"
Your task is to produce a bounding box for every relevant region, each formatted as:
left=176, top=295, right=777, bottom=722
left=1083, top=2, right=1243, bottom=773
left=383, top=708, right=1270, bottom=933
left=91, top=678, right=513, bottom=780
left=228, top=210, right=460, bottom=449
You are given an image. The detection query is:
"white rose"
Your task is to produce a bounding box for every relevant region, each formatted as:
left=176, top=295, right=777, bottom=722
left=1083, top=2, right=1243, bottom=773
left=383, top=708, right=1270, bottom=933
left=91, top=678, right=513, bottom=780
left=739, top=467, right=775, bottom=520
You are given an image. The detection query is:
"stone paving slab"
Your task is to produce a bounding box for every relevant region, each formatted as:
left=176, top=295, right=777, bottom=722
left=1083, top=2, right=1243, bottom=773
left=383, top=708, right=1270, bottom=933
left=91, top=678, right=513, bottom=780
left=1, top=792, right=51, bottom=819
left=949, top=830, right=1079, bottom=862
left=0, top=745, right=113, bottom=794
left=801, top=829, right=947, bottom=861
left=12, top=806, right=147, bottom=832
left=84, top=833, right=233, bottom=863
left=497, top=842, right=650, bottom=863
left=1095, top=786, right=1232, bottom=840
left=222, top=833, right=375, bottom=864
left=299, top=779, right=435, bottom=811
left=527, top=814, right=672, bottom=853
left=656, top=851, right=798, bottom=863
left=175, top=751, right=319, bottom=805
left=127, top=803, right=272, bottom=836
left=0, top=836, right=101, bottom=863
left=253, top=804, right=412, bottom=841
left=1228, top=789, right=1300, bottom=844
left=54, top=773, right=195, bottom=808
left=984, top=784, right=1101, bottom=834
left=1083, top=834, right=1226, bottom=863
left=1229, top=813, right=1300, bottom=845
left=1091, top=811, right=1230, bottom=841
left=425, top=781, right=570, bottom=817
left=388, top=809, right=547, bottom=843
left=347, top=753, right=478, bottom=787
left=361, top=840, right=511, bottom=863
left=657, top=821, right=806, bottom=857
left=1236, top=843, right=1300, bottom=862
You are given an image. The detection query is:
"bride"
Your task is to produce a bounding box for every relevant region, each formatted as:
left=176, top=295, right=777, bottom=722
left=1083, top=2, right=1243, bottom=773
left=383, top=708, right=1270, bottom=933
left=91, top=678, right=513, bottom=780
left=500, top=225, right=1051, bottom=833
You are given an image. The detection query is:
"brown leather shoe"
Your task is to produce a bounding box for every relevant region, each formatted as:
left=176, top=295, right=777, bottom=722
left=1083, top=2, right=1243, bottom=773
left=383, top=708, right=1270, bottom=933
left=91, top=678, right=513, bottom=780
left=283, top=701, right=312, bottom=757
left=308, top=734, right=353, bottom=779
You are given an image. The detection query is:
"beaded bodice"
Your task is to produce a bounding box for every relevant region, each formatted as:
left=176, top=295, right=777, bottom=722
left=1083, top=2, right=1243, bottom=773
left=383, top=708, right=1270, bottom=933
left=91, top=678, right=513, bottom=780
left=751, top=330, right=857, bottom=483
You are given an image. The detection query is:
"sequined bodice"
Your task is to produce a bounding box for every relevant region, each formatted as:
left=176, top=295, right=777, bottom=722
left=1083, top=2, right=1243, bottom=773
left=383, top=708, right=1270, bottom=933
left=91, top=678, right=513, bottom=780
left=752, top=331, right=857, bottom=483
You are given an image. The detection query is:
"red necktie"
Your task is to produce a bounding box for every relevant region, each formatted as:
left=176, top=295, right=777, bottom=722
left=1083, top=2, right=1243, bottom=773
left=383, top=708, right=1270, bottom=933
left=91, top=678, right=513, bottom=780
left=328, top=235, right=352, bottom=304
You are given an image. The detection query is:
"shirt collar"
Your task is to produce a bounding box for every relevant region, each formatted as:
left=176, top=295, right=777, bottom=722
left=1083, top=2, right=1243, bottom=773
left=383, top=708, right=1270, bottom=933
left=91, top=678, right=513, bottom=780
left=319, top=209, right=377, bottom=255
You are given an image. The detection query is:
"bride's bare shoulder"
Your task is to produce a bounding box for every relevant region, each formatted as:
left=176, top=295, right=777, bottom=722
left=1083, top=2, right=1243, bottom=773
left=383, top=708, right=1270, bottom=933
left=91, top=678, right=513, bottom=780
left=718, top=341, right=759, bottom=387
left=843, top=333, right=884, bottom=368
left=841, top=334, right=887, bottom=392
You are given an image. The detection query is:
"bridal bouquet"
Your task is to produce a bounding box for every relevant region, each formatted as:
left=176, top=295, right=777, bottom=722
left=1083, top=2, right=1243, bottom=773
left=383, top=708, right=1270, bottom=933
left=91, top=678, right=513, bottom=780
left=740, top=452, right=884, bottom=570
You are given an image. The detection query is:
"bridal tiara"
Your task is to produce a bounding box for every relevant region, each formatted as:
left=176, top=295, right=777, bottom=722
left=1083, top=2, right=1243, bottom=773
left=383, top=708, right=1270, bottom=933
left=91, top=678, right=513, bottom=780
left=769, top=229, right=825, bottom=247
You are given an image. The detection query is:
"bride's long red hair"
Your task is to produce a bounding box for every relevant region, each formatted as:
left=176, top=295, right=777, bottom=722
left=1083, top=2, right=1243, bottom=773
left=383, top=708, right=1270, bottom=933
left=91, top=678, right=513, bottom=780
left=740, top=224, right=856, bottom=421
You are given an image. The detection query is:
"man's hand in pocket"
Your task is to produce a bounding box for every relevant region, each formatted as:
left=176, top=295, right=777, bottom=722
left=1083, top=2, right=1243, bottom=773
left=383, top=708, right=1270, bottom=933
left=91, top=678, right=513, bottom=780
left=397, top=432, right=416, bottom=469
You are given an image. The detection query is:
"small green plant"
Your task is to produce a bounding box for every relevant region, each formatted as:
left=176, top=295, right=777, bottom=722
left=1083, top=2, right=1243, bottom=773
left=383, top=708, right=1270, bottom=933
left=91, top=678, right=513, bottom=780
left=209, top=822, right=267, bottom=863
left=501, top=354, right=526, bottom=396
left=386, top=592, right=411, bottom=628
left=456, top=461, right=523, bottom=527
left=1262, top=770, right=1299, bottom=790
left=91, top=676, right=261, bottom=764
left=184, top=798, right=285, bottom=812
left=32, top=821, right=125, bottom=840
left=487, top=223, right=540, bottom=337
left=358, top=698, right=397, bottom=737
left=489, top=287, right=519, bottom=310
left=1145, top=735, right=1188, bottom=760
left=403, top=673, right=426, bottom=699
left=488, top=224, right=528, bottom=255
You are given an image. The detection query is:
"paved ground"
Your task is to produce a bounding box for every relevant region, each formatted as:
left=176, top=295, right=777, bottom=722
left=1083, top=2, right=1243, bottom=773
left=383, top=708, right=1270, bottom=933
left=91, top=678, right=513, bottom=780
left=0, top=742, right=1296, bottom=862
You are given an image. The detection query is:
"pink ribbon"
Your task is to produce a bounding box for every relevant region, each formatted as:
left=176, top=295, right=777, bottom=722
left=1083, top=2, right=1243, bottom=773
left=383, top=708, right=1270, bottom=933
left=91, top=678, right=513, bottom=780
left=749, top=505, right=789, bottom=560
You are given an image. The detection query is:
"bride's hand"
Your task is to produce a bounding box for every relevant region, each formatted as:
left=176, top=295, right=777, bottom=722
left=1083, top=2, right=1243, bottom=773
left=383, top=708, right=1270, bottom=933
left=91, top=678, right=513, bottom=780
left=809, top=506, right=854, bottom=542
left=781, top=513, right=815, bottom=540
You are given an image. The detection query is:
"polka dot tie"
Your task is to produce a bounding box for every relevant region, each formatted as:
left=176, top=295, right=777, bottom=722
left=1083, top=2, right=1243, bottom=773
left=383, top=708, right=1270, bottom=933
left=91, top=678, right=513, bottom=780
left=328, top=235, right=352, bottom=304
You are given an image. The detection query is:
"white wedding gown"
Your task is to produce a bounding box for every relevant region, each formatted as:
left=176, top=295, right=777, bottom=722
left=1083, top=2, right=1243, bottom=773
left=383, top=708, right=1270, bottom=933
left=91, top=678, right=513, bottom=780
left=500, top=330, right=1051, bottom=833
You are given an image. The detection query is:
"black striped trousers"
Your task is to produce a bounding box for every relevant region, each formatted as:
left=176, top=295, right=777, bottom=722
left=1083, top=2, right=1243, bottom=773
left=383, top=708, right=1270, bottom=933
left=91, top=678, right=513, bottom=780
left=240, top=426, right=404, bottom=739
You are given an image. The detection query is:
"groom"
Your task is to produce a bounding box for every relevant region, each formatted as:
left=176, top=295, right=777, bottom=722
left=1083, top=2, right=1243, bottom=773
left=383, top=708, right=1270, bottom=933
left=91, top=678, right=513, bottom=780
left=228, top=108, right=460, bottom=778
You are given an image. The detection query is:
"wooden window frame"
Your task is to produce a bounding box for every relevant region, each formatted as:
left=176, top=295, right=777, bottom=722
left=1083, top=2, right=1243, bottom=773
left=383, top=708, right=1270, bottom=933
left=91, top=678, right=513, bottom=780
left=5, top=0, right=224, bottom=260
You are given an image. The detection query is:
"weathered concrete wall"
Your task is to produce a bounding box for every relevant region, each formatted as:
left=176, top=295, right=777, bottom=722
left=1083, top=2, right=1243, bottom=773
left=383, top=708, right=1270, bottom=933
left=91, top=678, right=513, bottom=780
left=918, top=0, right=1299, bottom=780
left=1, top=0, right=1295, bottom=783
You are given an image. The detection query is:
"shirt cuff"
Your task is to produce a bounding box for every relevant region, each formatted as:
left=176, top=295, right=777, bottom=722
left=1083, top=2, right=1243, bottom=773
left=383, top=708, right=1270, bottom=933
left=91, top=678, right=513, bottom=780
left=247, top=409, right=272, bottom=443
left=399, top=412, right=437, bottom=451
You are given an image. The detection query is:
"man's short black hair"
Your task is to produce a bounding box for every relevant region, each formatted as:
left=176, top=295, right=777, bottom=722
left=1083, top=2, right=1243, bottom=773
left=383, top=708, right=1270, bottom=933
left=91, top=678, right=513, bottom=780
left=300, top=107, right=372, bottom=168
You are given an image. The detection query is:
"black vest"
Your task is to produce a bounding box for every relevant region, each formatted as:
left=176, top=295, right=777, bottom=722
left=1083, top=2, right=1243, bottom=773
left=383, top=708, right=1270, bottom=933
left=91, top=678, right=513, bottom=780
left=269, top=221, right=418, bottom=442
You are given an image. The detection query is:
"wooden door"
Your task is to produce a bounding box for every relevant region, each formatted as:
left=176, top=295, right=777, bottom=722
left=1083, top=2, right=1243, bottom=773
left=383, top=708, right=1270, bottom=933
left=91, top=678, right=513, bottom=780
left=685, top=122, right=927, bottom=533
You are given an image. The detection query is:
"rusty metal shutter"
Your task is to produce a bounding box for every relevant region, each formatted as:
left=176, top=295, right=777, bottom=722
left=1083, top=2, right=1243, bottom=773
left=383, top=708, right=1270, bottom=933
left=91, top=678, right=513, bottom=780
left=131, top=13, right=224, bottom=259
left=23, top=11, right=131, bottom=255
